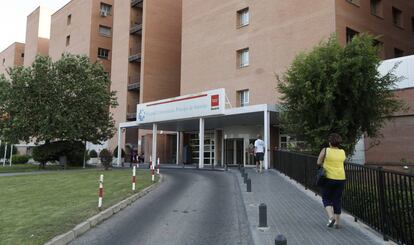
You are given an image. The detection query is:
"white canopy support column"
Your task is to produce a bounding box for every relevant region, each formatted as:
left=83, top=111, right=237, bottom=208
left=199, top=118, right=205, bottom=169
left=152, top=124, right=157, bottom=168
left=117, top=126, right=122, bottom=166
left=264, top=110, right=270, bottom=170
left=176, top=132, right=180, bottom=165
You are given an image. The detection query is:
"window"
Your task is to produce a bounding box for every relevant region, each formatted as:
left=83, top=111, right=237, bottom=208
left=237, top=48, right=249, bottom=68
left=66, top=35, right=70, bottom=46
left=346, top=27, right=359, bottom=44
left=394, top=48, right=404, bottom=58
left=98, top=48, right=110, bottom=59
left=370, top=0, right=383, bottom=17
left=346, top=0, right=360, bottom=6
left=238, top=90, right=249, bottom=107
left=21, top=53, right=24, bottom=58
left=237, top=8, right=249, bottom=27
left=99, top=25, right=112, bottom=37
left=392, top=7, right=403, bottom=27
left=100, top=3, right=112, bottom=16
left=67, top=14, right=72, bottom=25
left=2, top=58, right=5, bottom=65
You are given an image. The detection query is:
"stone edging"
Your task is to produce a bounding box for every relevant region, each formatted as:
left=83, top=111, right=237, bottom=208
left=44, top=174, right=164, bottom=245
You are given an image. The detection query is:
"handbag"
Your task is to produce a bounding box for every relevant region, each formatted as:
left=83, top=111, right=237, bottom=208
left=316, top=148, right=327, bottom=186
left=316, top=167, right=326, bottom=187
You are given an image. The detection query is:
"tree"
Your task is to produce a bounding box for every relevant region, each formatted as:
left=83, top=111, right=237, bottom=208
left=0, top=54, right=118, bottom=163
left=278, top=34, right=404, bottom=154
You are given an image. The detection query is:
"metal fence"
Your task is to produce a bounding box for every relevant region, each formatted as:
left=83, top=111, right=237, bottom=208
left=274, top=150, right=414, bottom=245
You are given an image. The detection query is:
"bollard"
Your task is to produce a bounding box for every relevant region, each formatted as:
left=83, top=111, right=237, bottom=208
left=246, top=178, right=251, bottom=192
left=157, top=157, right=160, bottom=175
left=244, top=173, right=248, bottom=184
left=132, top=166, right=136, bottom=191
left=225, top=164, right=228, bottom=171
left=98, top=174, right=104, bottom=209
left=259, top=203, right=267, bottom=227
left=275, top=234, right=287, bottom=245
left=151, top=164, right=155, bottom=182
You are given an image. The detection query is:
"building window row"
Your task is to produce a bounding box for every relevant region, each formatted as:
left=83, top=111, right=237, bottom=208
left=237, top=8, right=249, bottom=27
left=238, top=90, right=249, bottom=107
left=98, top=48, right=110, bottom=59
left=100, top=3, right=112, bottom=17
left=347, top=0, right=413, bottom=31
left=99, top=25, right=112, bottom=37
left=237, top=48, right=249, bottom=68
left=66, top=35, right=70, bottom=46
left=346, top=26, right=405, bottom=58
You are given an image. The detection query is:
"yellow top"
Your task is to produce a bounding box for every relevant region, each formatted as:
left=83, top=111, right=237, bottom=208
left=323, top=147, right=346, bottom=180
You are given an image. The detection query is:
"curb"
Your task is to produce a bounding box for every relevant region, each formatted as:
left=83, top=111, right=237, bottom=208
left=45, top=174, right=164, bottom=245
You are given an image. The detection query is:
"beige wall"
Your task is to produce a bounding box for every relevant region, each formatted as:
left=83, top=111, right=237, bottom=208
left=0, top=43, right=25, bottom=78
left=109, top=0, right=182, bottom=150
left=49, top=0, right=113, bottom=68
left=181, top=0, right=336, bottom=106
left=49, top=0, right=93, bottom=61
left=336, top=0, right=414, bottom=59
left=24, top=7, right=51, bottom=67
left=108, top=0, right=131, bottom=150
left=140, top=0, right=182, bottom=103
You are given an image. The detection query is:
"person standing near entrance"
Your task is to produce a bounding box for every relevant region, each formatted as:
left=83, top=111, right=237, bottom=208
left=254, top=135, right=265, bottom=173
left=317, top=133, right=346, bottom=228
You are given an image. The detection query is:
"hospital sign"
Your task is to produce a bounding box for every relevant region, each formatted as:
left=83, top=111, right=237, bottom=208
left=136, top=88, right=226, bottom=124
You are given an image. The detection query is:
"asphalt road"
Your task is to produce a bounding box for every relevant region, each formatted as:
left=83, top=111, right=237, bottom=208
left=70, top=169, right=253, bottom=245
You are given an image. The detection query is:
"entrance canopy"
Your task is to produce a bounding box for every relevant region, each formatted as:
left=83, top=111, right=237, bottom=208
left=117, top=89, right=279, bottom=169
left=120, top=104, right=278, bottom=132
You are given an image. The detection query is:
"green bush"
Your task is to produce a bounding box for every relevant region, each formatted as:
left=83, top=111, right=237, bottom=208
left=99, top=149, right=112, bottom=170
left=0, top=144, right=17, bottom=158
left=11, top=155, right=30, bottom=164
left=89, top=149, right=98, bottom=158
left=113, top=147, right=125, bottom=158
left=32, top=141, right=86, bottom=168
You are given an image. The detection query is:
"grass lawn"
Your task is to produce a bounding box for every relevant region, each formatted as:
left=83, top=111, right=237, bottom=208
left=0, top=164, right=65, bottom=173
left=0, top=169, right=155, bottom=245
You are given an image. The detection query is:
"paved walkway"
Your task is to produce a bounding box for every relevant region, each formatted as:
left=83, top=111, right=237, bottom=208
left=236, top=168, right=390, bottom=245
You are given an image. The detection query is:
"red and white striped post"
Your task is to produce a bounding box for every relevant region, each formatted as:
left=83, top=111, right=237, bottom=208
left=157, top=157, right=160, bottom=175
left=151, top=164, right=155, bottom=182
left=98, top=174, right=104, bottom=209
left=132, top=166, right=136, bottom=191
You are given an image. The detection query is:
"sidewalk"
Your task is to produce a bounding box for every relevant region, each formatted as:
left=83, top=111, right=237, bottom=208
left=236, top=168, right=391, bottom=245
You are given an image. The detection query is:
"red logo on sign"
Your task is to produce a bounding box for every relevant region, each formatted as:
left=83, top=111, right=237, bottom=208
left=211, top=95, right=219, bottom=107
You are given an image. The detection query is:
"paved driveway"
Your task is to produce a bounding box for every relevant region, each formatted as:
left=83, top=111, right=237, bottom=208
left=70, top=169, right=253, bottom=245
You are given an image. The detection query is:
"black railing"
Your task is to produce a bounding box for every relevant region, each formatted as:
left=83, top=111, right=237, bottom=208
left=274, top=150, right=414, bottom=245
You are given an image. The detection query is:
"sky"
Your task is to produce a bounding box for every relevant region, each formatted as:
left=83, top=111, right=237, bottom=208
left=0, top=0, right=70, bottom=51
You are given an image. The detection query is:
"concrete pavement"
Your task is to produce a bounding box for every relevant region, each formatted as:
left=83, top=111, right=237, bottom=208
left=237, top=168, right=390, bottom=245
left=70, top=169, right=253, bottom=245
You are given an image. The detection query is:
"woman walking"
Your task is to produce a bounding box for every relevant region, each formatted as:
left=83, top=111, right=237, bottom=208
left=317, top=133, right=346, bottom=228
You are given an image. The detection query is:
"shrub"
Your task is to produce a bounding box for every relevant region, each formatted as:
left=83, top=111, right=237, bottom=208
left=11, top=155, right=30, bottom=164
left=89, top=149, right=98, bottom=158
left=99, top=149, right=112, bottom=170
left=32, top=141, right=86, bottom=168
left=113, top=147, right=125, bottom=158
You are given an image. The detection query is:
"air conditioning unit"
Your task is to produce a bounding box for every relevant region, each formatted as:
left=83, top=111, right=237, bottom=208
left=100, top=10, right=108, bottom=17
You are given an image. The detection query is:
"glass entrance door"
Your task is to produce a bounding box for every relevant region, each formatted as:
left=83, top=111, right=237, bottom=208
left=224, top=138, right=244, bottom=166
left=189, top=132, right=214, bottom=165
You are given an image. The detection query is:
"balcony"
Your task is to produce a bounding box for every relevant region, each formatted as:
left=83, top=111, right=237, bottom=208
left=130, top=23, right=142, bottom=35
left=128, top=47, right=142, bottom=63
left=131, top=0, right=143, bottom=8
left=128, top=75, right=141, bottom=91
left=127, top=112, right=137, bottom=121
